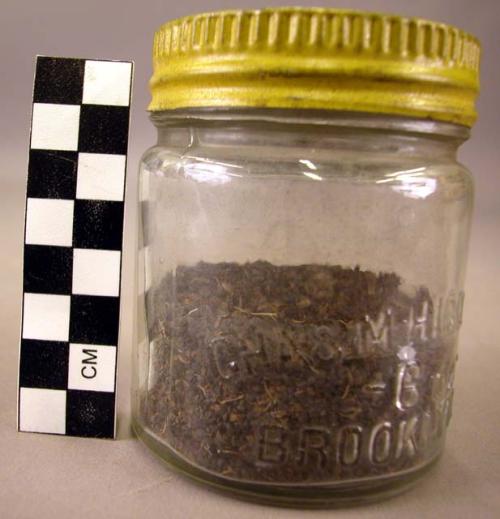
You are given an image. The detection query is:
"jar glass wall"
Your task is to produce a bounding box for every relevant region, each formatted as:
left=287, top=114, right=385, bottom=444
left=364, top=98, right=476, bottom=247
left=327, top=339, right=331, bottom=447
left=133, top=109, right=473, bottom=506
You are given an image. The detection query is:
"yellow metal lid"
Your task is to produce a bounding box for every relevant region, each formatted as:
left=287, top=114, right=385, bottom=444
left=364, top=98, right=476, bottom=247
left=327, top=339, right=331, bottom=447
left=149, top=8, right=480, bottom=127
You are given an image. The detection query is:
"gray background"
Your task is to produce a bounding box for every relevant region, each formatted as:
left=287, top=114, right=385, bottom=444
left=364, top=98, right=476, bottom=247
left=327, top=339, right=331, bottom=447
left=1, top=1, right=499, bottom=518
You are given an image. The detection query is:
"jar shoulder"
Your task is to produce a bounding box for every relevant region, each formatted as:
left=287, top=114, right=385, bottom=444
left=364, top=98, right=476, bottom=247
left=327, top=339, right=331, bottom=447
left=140, top=142, right=473, bottom=193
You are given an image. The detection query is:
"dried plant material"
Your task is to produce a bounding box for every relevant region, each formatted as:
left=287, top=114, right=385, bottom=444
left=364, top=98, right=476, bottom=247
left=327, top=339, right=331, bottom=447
left=142, top=261, right=455, bottom=483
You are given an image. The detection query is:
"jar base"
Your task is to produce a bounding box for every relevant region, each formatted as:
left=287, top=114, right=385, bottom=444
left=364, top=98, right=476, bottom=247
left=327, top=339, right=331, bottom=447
left=132, top=418, right=441, bottom=508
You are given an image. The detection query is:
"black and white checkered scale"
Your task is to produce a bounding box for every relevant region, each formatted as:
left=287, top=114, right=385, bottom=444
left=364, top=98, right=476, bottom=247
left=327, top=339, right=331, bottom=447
left=18, top=56, right=133, bottom=438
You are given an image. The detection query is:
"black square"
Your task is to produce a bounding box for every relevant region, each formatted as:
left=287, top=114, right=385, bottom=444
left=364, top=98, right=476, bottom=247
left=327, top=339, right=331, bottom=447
left=73, top=200, right=124, bottom=250
left=19, top=339, right=69, bottom=389
left=24, top=245, right=73, bottom=294
left=33, top=57, right=84, bottom=105
left=27, top=150, right=78, bottom=199
left=66, top=390, right=115, bottom=438
left=78, top=105, right=130, bottom=155
left=70, top=295, right=120, bottom=345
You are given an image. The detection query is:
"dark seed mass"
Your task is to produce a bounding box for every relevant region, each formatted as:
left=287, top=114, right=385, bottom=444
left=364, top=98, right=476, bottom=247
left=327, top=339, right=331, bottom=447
left=141, top=261, right=452, bottom=483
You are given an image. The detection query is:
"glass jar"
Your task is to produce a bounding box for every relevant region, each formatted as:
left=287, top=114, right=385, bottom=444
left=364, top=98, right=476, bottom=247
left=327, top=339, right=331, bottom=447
left=133, top=8, right=480, bottom=507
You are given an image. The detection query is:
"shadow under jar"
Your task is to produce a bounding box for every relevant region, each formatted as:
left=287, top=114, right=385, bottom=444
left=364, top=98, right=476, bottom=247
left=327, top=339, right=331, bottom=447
left=133, top=8, right=480, bottom=507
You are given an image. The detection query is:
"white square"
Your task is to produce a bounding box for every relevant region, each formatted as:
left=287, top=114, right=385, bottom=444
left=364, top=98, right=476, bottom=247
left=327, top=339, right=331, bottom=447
left=76, top=153, right=126, bottom=201
left=25, top=198, right=74, bottom=247
left=23, top=293, right=71, bottom=341
left=19, top=388, right=66, bottom=434
left=68, top=344, right=116, bottom=392
left=72, top=249, right=121, bottom=297
left=82, top=61, right=132, bottom=106
left=31, top=103, right=80, bottom=151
